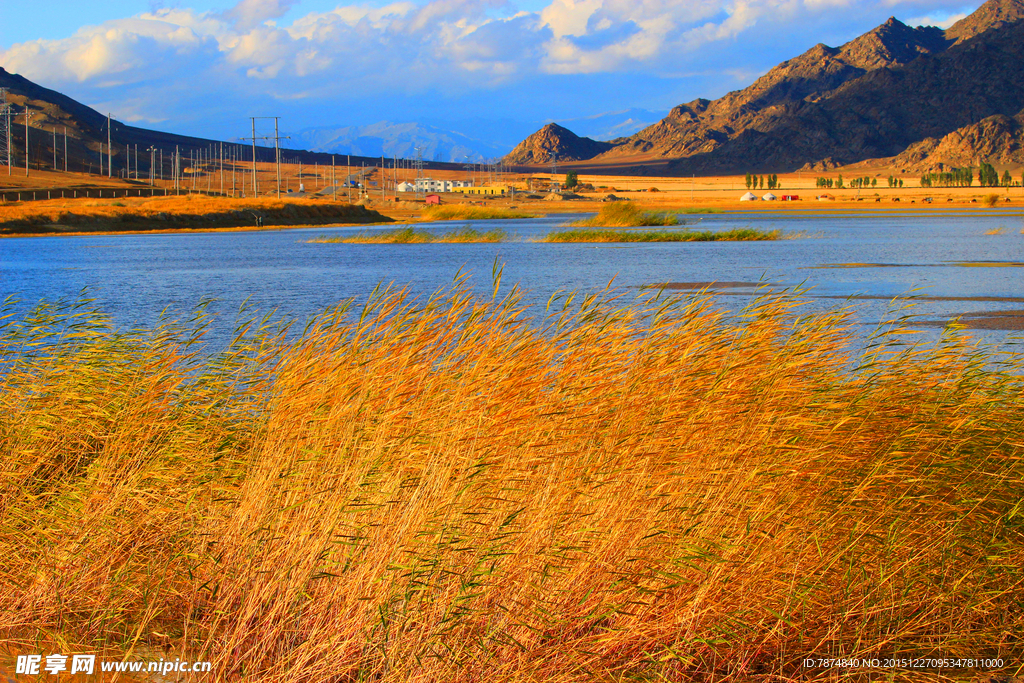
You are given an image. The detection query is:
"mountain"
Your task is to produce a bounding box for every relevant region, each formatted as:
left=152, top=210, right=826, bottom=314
left=0, top=67, right=454, bottom=178
left=503, top=0, right=1024, bottom=174
left=503, top=123, right=614, bottom=165
left=290, top=121, right=510, bottom=163
left=891, top=111, right=1024, bottom=169
left=552, top=109, right=667, bottom=141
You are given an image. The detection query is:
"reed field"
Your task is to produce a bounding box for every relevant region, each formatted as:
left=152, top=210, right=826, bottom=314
left=569, top=202, right=682, bottom=227
left=311, top=226, right=508, bottom=243
left=543, top=227, right=781, bottom=242
left=420, top=205, right=532, bottom=221
left=0, top=278, right=1022, bottom=682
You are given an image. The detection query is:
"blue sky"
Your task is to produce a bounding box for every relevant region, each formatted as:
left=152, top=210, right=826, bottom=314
left=0, top=0, right=984, bottom=151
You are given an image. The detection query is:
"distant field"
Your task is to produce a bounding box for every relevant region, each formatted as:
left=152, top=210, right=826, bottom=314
left=0, top=195, right=389, bottom=234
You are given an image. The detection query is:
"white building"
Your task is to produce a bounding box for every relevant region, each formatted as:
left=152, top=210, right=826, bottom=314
left=397, top=178, right=475, bottom=193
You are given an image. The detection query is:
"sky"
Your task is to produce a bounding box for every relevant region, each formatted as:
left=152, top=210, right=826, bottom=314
left=0, top=0, right=985, bottom=152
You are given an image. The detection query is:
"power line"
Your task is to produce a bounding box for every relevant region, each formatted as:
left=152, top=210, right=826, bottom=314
left=0, top=88, right=11, bottom=175
left=241, top=117, right=289, bottom=198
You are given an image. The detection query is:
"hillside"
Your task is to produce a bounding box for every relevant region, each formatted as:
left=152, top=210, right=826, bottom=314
left=503, top=123, right=614, bottom=165
left=503, top=0, right=1024, bottom=174
left=0, top=67, right=463, bottom=182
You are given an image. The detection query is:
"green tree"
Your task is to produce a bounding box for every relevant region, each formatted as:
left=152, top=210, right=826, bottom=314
left=871, top=178, right=877, bottom=188
left=564, top=171, right=579, bottom=189
left=898, top=179, right=903, bottom=188
left=745, top=173, right=752, bottom=190
left=759, top=175, right=764, bottom=190
left=979, top=163, right=998, bottom=187
left=836, top=174, right=844, bottom=189
left=1001, top=170, right=1012, bottom=187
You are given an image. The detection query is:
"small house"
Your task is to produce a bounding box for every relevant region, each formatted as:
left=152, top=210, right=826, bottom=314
left=425, top=194, right=441, bottom=205
left=781, top=194, right=800, bottom=201
left=740, top=192, right=758, bottom=201
left=762, top=192, right=777, bottom=201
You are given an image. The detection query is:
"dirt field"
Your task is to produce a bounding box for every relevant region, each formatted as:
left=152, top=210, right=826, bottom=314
left=4, top=164, right=1024, bottom=235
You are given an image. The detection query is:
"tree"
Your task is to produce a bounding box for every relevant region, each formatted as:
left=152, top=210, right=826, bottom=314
left=759, top=176, right=764, bottom=189
left=1001, top=170, right=1012, bottom=187
left=745, top=173, right=752, bottom=190
left=898, top=179, right=903, bottom=188
left=836, top=174, right=844, bottom=189
left=564, top=171, right=578, bottom=189
left=978, top=163, right=998, bottom=187
left=871, top=178, right=877, bottom=188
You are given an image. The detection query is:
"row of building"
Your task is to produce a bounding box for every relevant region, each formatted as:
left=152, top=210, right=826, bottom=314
left=396, top=178, right=506, bottom=195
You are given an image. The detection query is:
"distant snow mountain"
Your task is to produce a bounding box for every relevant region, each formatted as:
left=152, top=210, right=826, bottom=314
left=551, top=109, right=667, bottom=141
left=289, top=121, right=510, bottom=163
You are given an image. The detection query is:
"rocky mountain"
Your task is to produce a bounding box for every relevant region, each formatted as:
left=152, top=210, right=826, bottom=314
left=892, top=111, right=1024, bottom=169
left=503, top=123, right=614, bottom=165
left=503, top=0, right=1024, bottom=174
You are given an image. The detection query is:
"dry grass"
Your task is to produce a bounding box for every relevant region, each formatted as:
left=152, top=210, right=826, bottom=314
left=543, top=227, right=780, bottom=242
left=312, top=226, right=508, bottom=243
left=570, top=201, right=680, bottom=227
left=420, top=205, right=531, bottom=221
left=0, top=195, right=385, bottom=233
left=0, top=281, right=1022, bottom=681
left=985, top=227, right=1007, bottom=235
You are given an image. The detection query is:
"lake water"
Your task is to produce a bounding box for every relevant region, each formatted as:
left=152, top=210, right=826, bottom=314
left=2, top=211, right=1023, bottom=348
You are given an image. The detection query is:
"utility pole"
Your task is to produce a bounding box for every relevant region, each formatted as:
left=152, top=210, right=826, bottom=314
left=175, top=145, right=180, bottom=192
left=0, top=88, right=11, bottom=175
left=251, top=118, right=257, bottom=196
left=52, top=128, right=57, bottom=170
left=24, top=109, right=35, bottom=176
left=274, top=118, right=281, bottom=198
left=220, top=141, right=224, bottom=195
left=64, top=128, right=68, bottom=173
left=135, top=144, right=139, bottom=181
left=107, top=113, right=112, bottom=178
left=147, top=146, right=156, bottom=185
left=347, top=154, right=351, bottom=203
left=332, top=155, right=336, bottom=201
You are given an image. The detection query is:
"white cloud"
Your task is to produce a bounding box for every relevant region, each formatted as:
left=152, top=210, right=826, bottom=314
left=906, top=10, right=968, bottom=27
left=222, top=0, right=301, bottom=31
left=0, top=0, right=989, bottom=136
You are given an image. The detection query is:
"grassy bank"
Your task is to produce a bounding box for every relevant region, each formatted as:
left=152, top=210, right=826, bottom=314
left=0, top=195, right=389, bottom=235
left=421, top=205, right=531, bottom=221
left=544, top=227, right=780, bottom=242
left=0, top=284, right=1021, bottom=681
left=311, top=226, right=508, bottom=243
left=570, top=201, right=681, bottom=227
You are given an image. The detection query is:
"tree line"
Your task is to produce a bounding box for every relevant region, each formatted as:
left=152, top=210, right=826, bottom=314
left=815, top=175, right=878, bottom=189
left=745, top=174, right=780, bottom=190
left=920, top=164, right=1021, bottom=188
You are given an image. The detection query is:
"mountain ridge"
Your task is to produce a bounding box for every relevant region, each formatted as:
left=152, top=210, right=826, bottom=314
left=503, top=0, right=1024, bottom=174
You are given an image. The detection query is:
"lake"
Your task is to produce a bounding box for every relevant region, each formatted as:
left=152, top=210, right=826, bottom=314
left=2, top=211, right=1023, bottom=348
